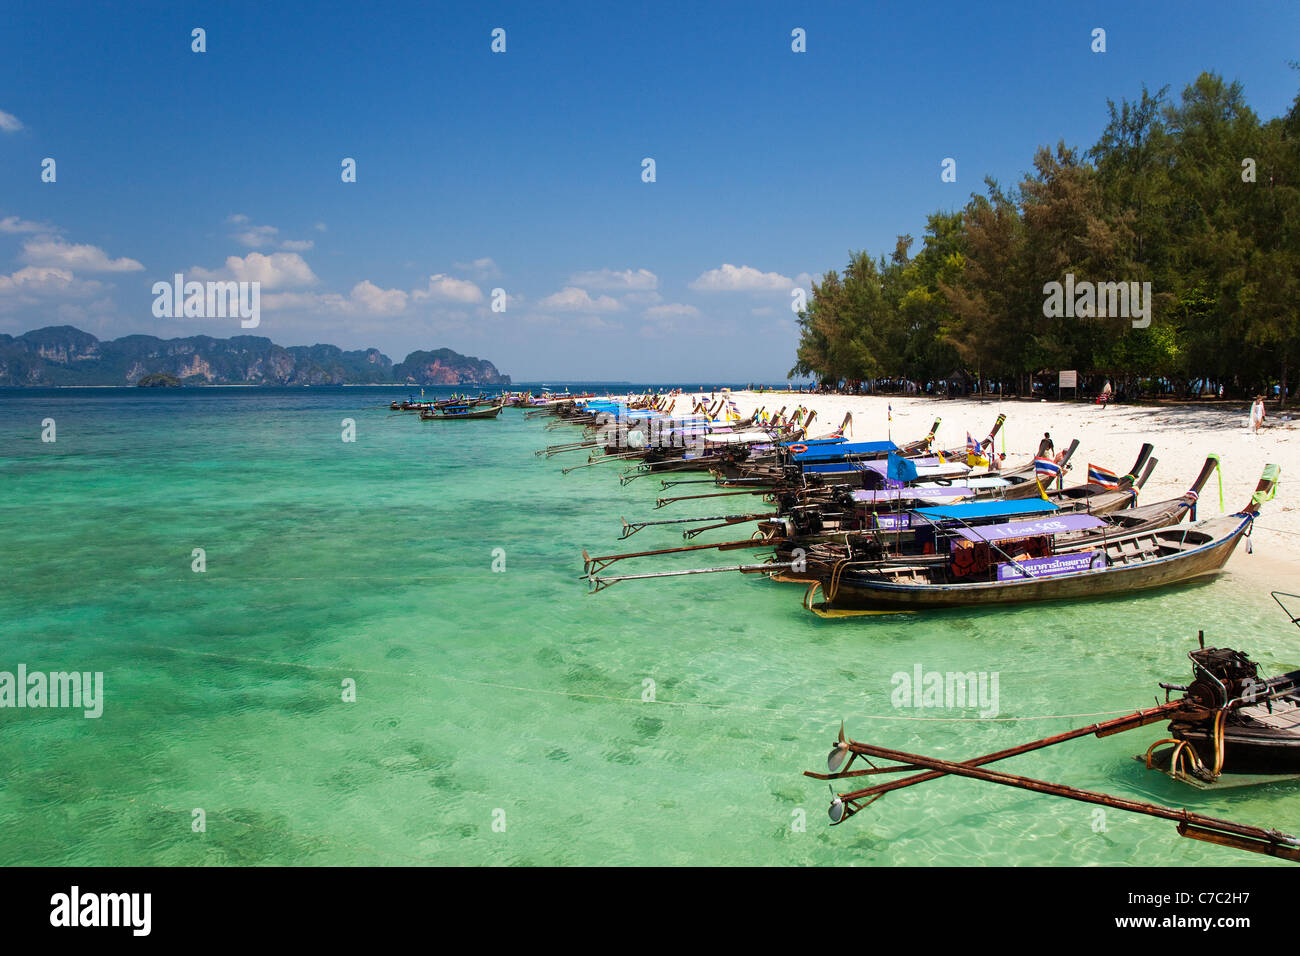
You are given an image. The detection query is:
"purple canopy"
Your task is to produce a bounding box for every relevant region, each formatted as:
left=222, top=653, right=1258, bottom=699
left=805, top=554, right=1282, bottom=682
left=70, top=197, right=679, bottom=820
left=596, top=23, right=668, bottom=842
left=951, top=513, right=1106, bottom=543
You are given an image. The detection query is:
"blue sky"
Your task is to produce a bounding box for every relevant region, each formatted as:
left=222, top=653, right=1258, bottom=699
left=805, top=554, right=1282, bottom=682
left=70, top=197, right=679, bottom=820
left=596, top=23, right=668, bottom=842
left=1, top=0, right=1297, bottom=381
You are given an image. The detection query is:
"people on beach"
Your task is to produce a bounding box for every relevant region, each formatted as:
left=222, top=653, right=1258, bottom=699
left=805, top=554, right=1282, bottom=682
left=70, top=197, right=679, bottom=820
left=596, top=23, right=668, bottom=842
left=1100, top=380, right=1112, bottom=408
left=1250, top=395, right=1266, bottom=435
left=1037, top=432, right=1054, bottom=458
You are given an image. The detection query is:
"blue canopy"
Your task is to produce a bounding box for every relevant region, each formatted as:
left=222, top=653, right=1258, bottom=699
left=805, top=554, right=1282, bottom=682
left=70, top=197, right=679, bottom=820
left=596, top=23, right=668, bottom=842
left=803, top=461, right=876, bottom=474
left=792, top=440, right=898, bottom=464
left=912, top=500, right=1058, bottom=522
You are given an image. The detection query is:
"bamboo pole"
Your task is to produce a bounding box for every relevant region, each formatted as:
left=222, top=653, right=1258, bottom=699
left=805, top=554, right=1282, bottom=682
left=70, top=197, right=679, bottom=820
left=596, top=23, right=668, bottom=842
left=822, top=739, right=1300, bottom=861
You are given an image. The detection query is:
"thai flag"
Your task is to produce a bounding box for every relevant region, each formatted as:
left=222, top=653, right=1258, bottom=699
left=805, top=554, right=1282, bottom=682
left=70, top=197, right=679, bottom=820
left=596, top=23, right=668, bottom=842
left=1034, top=457, right=1062, bottom=480
left=1088, top=464, right=1118, bottom=488
left=966, top=432, right=977, bottom=456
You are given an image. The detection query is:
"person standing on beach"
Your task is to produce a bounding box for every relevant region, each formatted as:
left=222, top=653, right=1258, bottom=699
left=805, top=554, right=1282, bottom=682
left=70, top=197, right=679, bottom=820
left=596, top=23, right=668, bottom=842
left=1250, top=395, right=1266, bottom=435
left=1100, top=380, right=1112, bottom=408
left=1037, top=432, right=1054, bottom=458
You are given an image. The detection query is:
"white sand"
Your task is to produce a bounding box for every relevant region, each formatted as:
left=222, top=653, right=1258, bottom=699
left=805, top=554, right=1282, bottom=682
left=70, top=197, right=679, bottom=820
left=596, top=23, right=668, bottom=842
left=685, top=390, right=1300, bottom=578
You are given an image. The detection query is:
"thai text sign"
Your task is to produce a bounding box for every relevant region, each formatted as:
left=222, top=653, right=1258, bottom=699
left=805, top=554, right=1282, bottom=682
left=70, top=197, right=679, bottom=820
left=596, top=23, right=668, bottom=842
left=996, top=550, right=1104, bottom=581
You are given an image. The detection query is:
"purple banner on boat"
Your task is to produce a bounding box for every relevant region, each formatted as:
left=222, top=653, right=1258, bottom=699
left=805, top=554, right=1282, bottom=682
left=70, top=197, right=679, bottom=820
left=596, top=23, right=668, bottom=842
left=996, top=551, right=1105, bottom=581
left=873, top=513, right=911, bottom=529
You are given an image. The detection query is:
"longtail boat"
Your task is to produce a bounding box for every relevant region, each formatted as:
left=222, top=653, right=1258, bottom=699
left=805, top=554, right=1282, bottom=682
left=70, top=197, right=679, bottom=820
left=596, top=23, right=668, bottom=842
left=1148, top=594, right=1300, bottom=778
left=420, top=401, right=505, bottom=420
left=805, top=601, right=1300, bottom=861
left=801, top=464, right=1278, bottom=614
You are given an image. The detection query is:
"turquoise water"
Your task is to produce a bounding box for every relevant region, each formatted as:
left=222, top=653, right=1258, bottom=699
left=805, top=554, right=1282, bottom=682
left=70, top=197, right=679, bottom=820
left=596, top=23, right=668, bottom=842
left=1, top=386, right=1298, bottom=866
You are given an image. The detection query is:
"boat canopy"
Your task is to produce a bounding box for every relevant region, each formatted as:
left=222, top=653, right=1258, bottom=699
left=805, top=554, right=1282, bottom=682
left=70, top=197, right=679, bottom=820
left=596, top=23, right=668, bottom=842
left=777, top=437, right=847, bottom=448
left=854, top=460, right=971, bottom=479
left=853, top=488, right=975, bottom=504
left=952, top=513, right=1107, bottom=543
left=913, top=499, right=1059, bottom=522
left=792, top=440, right=897, bottom=463
left=935, top=477, right=1011, bottom=490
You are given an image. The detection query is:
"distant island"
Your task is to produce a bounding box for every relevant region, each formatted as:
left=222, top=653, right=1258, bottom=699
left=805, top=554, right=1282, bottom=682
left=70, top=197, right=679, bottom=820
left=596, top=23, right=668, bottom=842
left=0, top=326, right=511, bottom=387
left=136, top=372, right=182, bottom=387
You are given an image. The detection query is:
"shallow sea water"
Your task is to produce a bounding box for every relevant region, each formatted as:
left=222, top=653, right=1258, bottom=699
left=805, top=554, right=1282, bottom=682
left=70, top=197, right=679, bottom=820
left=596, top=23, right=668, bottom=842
left=1, top=386, right=1298, bottom=865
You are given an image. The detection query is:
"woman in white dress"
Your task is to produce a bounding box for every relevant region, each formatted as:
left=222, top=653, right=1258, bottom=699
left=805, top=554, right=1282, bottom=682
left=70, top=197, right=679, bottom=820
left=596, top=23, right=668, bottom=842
left=1250, top=395, right=1266, bottom=434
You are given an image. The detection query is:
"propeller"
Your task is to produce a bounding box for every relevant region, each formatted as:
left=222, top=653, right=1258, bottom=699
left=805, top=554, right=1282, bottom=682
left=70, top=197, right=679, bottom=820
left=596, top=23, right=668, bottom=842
left=829, top=790, right=846, bottom=824
left=826, top=721, right=852, bottom=774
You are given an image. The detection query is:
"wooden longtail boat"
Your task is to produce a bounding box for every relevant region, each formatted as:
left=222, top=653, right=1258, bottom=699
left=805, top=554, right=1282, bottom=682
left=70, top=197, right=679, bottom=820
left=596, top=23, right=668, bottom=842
left=1057, top=454, right=1221, bottom=546
left=805, top=604, right=1300, bottom=860
left=757, top=451, right=1157, bottom=556
left=712, top=418, right=943, bottom=483
left=802, top=464, right=1279, bottom=614
left=581, top=452, right=1217, bottom=593
left=1152, top=624, right=1300, bottom=778
left=419, top=401, right=505, bottom=420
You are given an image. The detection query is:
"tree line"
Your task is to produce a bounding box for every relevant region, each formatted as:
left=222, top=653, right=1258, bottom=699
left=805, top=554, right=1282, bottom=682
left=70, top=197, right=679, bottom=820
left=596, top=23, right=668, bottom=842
left=790, top=72, right=1300, bottom=405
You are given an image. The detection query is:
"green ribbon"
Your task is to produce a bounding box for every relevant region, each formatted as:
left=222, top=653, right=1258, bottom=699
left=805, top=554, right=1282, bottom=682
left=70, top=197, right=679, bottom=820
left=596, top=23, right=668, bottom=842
left=1251, top=464, right=1281, bottom=508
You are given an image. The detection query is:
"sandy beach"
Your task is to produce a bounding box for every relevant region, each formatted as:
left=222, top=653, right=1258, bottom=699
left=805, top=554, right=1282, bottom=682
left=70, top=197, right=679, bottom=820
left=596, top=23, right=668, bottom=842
left=689, top=390, right=1300, bottom=578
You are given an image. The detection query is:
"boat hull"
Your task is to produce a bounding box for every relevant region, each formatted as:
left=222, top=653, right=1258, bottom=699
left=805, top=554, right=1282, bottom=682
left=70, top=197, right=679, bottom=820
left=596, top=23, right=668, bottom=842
left=1175, top=728, right=1300, bottom=775
left=423, top=403, right=505, bottom=420
left=812, top=515, right=1251, bottom=611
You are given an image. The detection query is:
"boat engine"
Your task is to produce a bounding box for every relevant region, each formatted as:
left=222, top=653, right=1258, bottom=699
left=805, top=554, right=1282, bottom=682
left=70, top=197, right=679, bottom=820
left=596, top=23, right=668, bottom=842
left=1186, top=648, right=1261, bottom=709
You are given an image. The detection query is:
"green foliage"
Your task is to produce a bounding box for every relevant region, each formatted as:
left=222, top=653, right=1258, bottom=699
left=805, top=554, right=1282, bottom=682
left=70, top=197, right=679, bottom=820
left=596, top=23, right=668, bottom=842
left=789, top=71, right=1300, bottom=401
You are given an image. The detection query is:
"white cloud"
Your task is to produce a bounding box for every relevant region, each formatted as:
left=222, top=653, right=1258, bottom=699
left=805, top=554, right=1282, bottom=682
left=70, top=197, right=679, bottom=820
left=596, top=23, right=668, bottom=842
left=0, top=110, right=22, bottom=133
left=538, top=287, right=625, bottom=313
left=21, top=237, right=144, bottom=273
left=412, top=274, right=484, bottom=304
left=454, top=257, right=502, bottom=279
left=229, top=218, right=314, bottom=252
left=235, top=225, right=279, bottom=248
left=263, top=280, right=409, bottom=317
left=191, top=251, right=317, bottom=290
left=568, top=267, right=657, bottom=291
left=314, top=222, right=327, bottom=232
left=689, top=263, right=792, bottom=293
left=348, top=280, right=408, bottom=315
left=0, top=266, right=105, bottom=300
left=521, top=311, right=614, bottom=332
left=645, top=302, right=700, bottom=319
left=0, top=215, right=54, bottom=234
